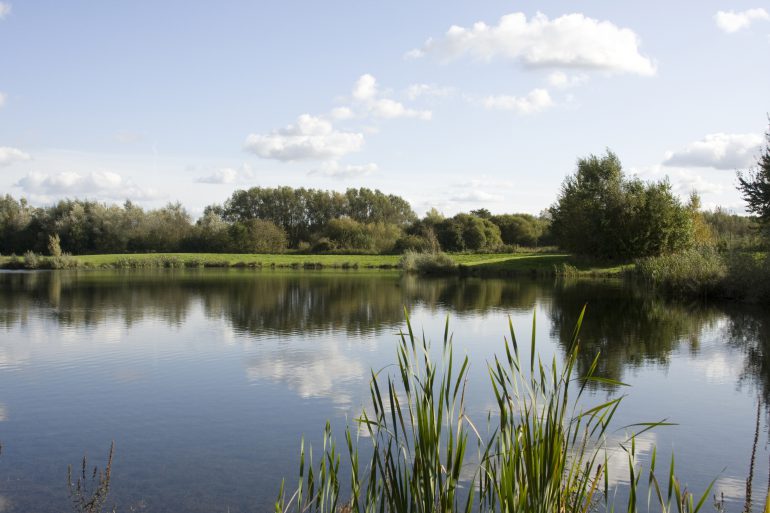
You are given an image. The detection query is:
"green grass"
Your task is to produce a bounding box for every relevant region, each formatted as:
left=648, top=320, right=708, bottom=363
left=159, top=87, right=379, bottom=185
left=0, top=251, right=628, bottom=275
left=458, top=253, right=630, bottom=276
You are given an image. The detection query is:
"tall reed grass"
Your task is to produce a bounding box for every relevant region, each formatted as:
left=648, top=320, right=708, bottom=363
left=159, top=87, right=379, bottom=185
left=275, top=310, right=718, bottom=513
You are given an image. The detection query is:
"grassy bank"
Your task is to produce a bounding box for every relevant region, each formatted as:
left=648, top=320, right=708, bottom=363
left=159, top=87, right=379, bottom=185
left=0, top=251, right=628, bottom=276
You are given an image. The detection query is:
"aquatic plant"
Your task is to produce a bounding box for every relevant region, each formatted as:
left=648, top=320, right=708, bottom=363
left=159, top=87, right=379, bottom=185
left=67, top=441, right=115, bottom=513
left=275, top=310, right=717, bottom=513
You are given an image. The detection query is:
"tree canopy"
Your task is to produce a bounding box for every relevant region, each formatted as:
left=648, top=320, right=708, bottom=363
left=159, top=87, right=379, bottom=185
left=549, top=151, right=693, bottom=259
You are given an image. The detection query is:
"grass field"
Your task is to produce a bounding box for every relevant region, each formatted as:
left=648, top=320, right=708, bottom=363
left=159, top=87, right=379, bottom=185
left=0, top=251, right=627, bottom=276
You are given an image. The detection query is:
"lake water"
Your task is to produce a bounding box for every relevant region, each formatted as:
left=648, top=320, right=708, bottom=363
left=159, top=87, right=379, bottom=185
left=0, top=269, right=768, bottom=512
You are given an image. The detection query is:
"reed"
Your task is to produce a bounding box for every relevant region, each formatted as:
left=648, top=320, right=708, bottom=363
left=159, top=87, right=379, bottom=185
left=276, top=310, right=717, bottom=513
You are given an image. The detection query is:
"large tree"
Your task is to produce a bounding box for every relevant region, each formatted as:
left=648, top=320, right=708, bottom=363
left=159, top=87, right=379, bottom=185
left=549, top=150, right=692, bottom=259
left=737, top=122, right=770, bottom=229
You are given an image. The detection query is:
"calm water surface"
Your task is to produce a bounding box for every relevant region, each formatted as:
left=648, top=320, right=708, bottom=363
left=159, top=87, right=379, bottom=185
left=0, top=269, right=768, bottom=512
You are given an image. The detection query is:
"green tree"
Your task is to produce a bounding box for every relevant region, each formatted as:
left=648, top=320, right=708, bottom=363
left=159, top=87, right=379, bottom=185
left=737, top=122, right=770, bottom=230
left=550, top=150, right=692, bottom=259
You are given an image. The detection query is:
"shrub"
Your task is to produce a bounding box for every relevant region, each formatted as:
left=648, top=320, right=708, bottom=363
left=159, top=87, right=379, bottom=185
left=23, top=250, right=39, bottom=269
left=400, top=250, right=457, bottom=275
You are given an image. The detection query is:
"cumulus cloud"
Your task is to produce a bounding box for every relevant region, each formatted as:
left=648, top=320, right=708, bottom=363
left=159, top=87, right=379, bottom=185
left=714, top=8, right=769, bottom=33
left=15, top=170, right=161, bottom=200
left=0, top=146, right=31, bottom=166
left=309, top=161, right=378, bottom=179
left=408, top=12, right=656, bottom=76
left=0, top=3, right=10, bottom=20
left=483, top=88, right=554, bottom=114
left=351, top=74, right=432, bottom=120
left=405, top=83, right=455, bottom=100
left=632, top=164, right=724, bottom=196
left=0, top=92, right=6, bottom=108
left=663, top=133, right=763, bottom=170
left=547, top=71, right=589, bottom=88
left=244, top=114, right=365, bottom=161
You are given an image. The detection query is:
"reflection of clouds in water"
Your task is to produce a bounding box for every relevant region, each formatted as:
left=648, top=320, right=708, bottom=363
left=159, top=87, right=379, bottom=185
left=0, top=403, right=7, bottom=421
left=689, top=350, right=742, bottom=384
left=245, top=340, right=365, bottom=406
left=714, top=476, right=751, bottom=502
left=601, top=431, right=657, bottom=488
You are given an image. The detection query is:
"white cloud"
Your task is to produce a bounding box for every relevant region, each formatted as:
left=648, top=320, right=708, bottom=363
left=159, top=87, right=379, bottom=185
left=15, top=170, right=161, bottom=200
left=0, top=3, right=10, bottom=20
left=310, top=161, right=378, bottom=179
left=405, top=83, right=455, bottom=100
left=714, top=8, right=769, bottom=33
left=351, top=74, right=432, bottom=120
left=0, top=92, right=6, bottom=108
left=663, top=133, right=763, bottom=170
left=408, top=12, right=656, bottom=76
left=330, top=106, right=354, bottom=120
left=631, top=164, right=724, bottom=196
left=0, top=146, right=31, bottom=166
left=547, top=71, right=589, bottom=88
left=196, top=168, right=238, bottom=184
left=244, top=114, right=365, bottom=161
left=483, top=88, right=554, bottom=114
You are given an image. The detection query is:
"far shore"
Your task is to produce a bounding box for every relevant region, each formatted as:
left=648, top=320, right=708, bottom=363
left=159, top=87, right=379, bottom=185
left=0, top=251, right=629, bottom=277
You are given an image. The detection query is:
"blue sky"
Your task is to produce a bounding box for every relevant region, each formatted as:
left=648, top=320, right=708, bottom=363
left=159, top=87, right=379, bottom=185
left=1, top=1, right=769, bottom=217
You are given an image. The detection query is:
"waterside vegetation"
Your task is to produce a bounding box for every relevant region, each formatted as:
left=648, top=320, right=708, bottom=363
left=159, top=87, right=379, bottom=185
left=275, top=310, right=724, bottom=513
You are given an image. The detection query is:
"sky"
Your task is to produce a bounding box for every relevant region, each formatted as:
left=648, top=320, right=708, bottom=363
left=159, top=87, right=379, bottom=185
left=0, top=1, right=769, bottom=218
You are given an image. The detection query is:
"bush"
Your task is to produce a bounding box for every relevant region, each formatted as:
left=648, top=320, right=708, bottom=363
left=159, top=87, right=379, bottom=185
left=400, top=250, right=457, bottom=275
left=23, top=250, right=40, bottom=269
left=394, top=234, right=432, bottom=253
left=227, top=219, right=288, bottom=253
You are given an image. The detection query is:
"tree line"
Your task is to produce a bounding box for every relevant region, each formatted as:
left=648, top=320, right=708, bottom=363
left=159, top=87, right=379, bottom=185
left=0, top=187, right=553, bottom=256
left=2, top=139, right=765, bottom=259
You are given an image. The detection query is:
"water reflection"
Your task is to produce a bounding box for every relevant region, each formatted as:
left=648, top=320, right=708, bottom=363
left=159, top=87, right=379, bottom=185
left=3, top=271, right=770, bottom=391
left=1, top=270, right=770, bottom=512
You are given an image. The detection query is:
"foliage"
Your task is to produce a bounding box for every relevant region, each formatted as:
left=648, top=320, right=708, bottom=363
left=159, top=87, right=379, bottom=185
left=634, top=247, right=728, bottom=297
left=702, top=208, right=762, bottom=251
left=489, top=213, right=548, bottom=247
left=634, top=248, right=770, bottom=302
left=48, top=233, right=63, bottom=257
left=222, top=186, right=416, bottom=245
left=227, top=218, right=288, bottom=253
left=399, top=250, right=457, bottom=274
left=276, top=311, right=713, bottom=513
left=550, top=151, right=693, bottom=259
left=737, top=121, right=770, bottom=230
left=436, top=213, right=503, bottom=252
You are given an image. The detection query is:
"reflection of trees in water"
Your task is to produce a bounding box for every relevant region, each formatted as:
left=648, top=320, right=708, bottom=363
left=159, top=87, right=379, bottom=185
left=549, top=279, right=722, bottom=384
left=401, top=275, right=543, bottom=314
left=6, top=271, right=770, bottom=399
left=723, top=305, right=770, bottom=405
left=0, top=271, right=549, bottom=337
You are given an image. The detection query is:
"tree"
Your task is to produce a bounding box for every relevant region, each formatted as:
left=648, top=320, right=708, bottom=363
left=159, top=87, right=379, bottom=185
left=737, top=121, right=770, bottom=229
left=550, top=150, right=692, bottom=259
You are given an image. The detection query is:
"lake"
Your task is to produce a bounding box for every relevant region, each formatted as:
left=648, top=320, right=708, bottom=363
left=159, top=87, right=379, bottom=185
left=0, top=269, right=767, bottom=512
